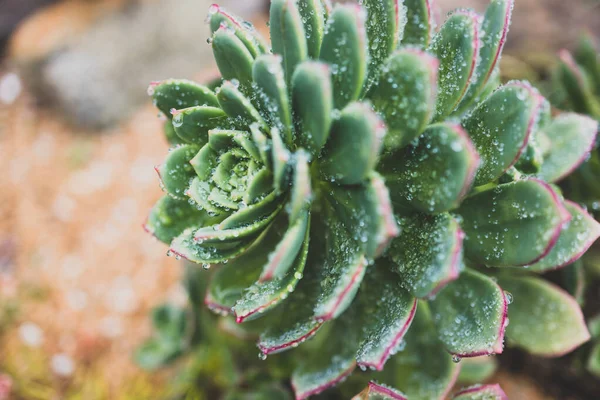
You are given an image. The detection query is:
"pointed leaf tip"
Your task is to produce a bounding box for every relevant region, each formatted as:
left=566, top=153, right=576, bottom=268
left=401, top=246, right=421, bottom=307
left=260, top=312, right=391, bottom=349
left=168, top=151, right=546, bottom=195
left=353, top=382, right=407, bottom=400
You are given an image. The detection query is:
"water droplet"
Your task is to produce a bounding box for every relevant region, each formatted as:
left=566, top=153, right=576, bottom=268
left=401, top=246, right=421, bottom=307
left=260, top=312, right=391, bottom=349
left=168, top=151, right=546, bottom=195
left=452, top=355, right=462, bottom=363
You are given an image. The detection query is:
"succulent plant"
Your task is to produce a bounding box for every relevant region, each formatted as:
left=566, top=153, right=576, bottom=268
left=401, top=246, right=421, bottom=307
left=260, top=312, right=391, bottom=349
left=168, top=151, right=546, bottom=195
left=143, top=0, right=600, bottom=398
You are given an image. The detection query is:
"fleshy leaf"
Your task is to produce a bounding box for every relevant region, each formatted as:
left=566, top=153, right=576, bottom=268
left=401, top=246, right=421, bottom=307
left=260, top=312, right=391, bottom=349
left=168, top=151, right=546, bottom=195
left=457, top=357, right=498, bottom=384
left=430, top=10, right=480, bottom=120
left=233, top=216, right=310, bottom=322
left=170, top=228, right=256, bottom=264
left=156, top=145, right=200, bottom=199
left=148, top=79, right=219, bottom=120
left=574, top=33, right=600, bottom=94
left=326, top=173, right=398, bottom=259
left=144, top=195, right=211, bottom=244
left=452, top=384, right=508, bottom=400
left=207, top=4, right=268, bottom=58
left=353, top=382, right=407, bottom=400
left=429, top=269, right=508, bottom=357
left=269, top=0, right=308, bottom=84
left=557, top=50, right=600, bottom=118
left=319, top=4, right=368, bottom=109
left=458, top=179, right=570, bottom=267
left=454, top=0, right=513, bottom=114
left=499, top=276, right=590, bottom=356
left=291, top=61, right=333, bottom=156
left=527, top=201, right=600, bottom=272
left=297, top=0, right=326, bottom=58
left=355, top=264, right=417, bottom=370
left=288, top=150, right=312, bottom=223
left=211, top=26, right=255, bottom=87
left=388, top=213, right=464, bottom=298
left=369, top=49, right=438, bottom=150
left=380, top=123, right=479, bottom=214
left=462, top=82, right=548, bottom=186
left=271, top=128, right=292, bottom=193
left=319, top=102, right=385, bottom=185
left=587, top=342, right=600, bottom=377
left=375, top=304, right=460, bottom=400
left=402, top=0, right=434, bottom=48
left=253, top=55, right=293, bottom=145
left=538, top=113, right=599, bottom=183
left=216, top=80, right=267, bottom=129
left=171, top=106, right=227, bottom=145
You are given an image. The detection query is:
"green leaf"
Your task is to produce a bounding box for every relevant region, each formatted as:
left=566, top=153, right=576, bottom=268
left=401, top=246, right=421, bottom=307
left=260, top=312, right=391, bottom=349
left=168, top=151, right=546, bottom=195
left=319, top=102, right=385, bottom=185
left=354, top=382, right=407, bottom=400
left=163, top=120, right=187, bottom=146
left=135, top=337, right=183, bottom=370
left=402, top=0, right=434, bottom=48
left=297, top=0, right=326, bottom=59
left=271, top=127, right=291, bottom=194
left=212, top=26, right=255, bottom=87
left=172, top=106, right=227, bottom=145
left=499, top=276, right=590, bottom=356
left=538, top=113, right=598, bottom=183
left=170, top=228, right=257, bottom=265
left=369, top=49, right=438, bottom=150
left=458, top=179, right=570, bottom=267
left=376, top=304, right=460, bottom=400
left=326, top=173, right=398, bottom=259
left=380, top=123, right=479, bottom=214
left=452, top=384, right=507, bottom=400
left=562, top=260, right=586, bottom=305
left=253, top=55, right=293, bottom=145
left=157, top=145, right=200, bottom=199
left=233, top=216, right=310, bottom=322
left=388, top=213, right=464, bottom=298
left=193, top=207, right=279, bottom=245
left=362, top=0, right=406, bottom=92
left=454, top=0, right=513, bottom=114
left=557, top=50, right=600, bottom=118
left=216, top=81, right=267, bottom=129
left=462, top=82, right=548, bottom=186
left=355, top=264, right=417, bottom=370
left=430, top=269, right=508, bottom=356
left=291, top=61, right=333, bottom=156
left=291, top=318, right=358, bottom=400
left=574, top=33, right=600, bottom=94
left=319, top=4, right=368, bottom=109
left=148, top=79, right=219, bottom=120
left=144, top=195, right=211, bottom=244
left=151, top=305, right=187, bottom=341
left=288, top=150, right=312, bottom=223
left=207, top=4, right=268, bottom=58
left=527, top=201, right=600, bottom=272
left=587, top=342, right=600, bottom=377
left=430, top=10, right=480, bottom=120
left=188, top=177, right=227, bottom=216
left=269, top=0, right=308, bottom=85
left=457, top=357, right=498, bottom=385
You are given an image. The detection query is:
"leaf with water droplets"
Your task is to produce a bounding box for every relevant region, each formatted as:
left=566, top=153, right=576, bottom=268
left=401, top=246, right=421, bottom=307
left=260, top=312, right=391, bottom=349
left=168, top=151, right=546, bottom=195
left=527, top=201, right=600, bottom=272
left=291, top=317, right=358, bottom=400
left=297, top=0, right=326, bottom=58
left=216, top=81, right=267, bottom=130
left=212, top=26, right=255, bottom=87
left=144, top=195, right=211, bottom=244
left=353, top=382, right=407, bottom=400
left=457, top=357, right=498, bottom=385
left=149, top=79, right=219, bottom=121
left=291, top=61, right=333, bottom=156
left=429, top=269, right=508, bottom=357
left=499, top=276, right=590, bottom=356
left=217, top=192, right=283, bottom=230
left=454, top=0, right=513, bottom=114
left=326, top=173, right=398, bottom=259
left=163, top=120, right=187, bottom=146
left=380, top=123, right=479, bottom=214
left=369, top=49, right=438, bottom=150
left=374, top=304, right=460, bottom=400
left=208, top=4, right=268, bottom=57
left=269, top=0, right=308, bottom=85
left=462, top=82, right=548, bottom=186
left=319, top=4, right=368, bottom=109
left=452, top=384, right=508, bottom=400
left=270, top=128, right=291, bottom=193
left=429, top=10, right=480, bottom=120
left=156, top=145, right=200, bottom=199
left=402, top=0, right=434, bottom=48
left=388, top=213, right=464, bottom=298
left=233, top=216, right=310, bottom=322
left=538, top=113, right=598, bottom=183
left=171, top=106, right=227, bottom=145
left=556, top=50, right=600, bottom=118
left=170, top=227, right=257, bottom=264
left=458, top=179, right=571, bottom=267
left=319, top=102, right=385, bottom=185
left=354, top=264, right=417, bottom=371
left=361, top=0, right=406, bottom=93
left=288, top=151, right=312, bottom=223
left=253, top=55, right=293, bottom=145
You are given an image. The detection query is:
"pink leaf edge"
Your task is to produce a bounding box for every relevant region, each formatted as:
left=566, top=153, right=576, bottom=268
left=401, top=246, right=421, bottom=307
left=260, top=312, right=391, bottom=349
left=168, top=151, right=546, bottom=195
left=453, top=384, right=508, bottom=400
left=363, top=382, right=407, bottom=400
left=258, top=323, right=324, bottom=355
left=292, top=362, right=356, bottom=400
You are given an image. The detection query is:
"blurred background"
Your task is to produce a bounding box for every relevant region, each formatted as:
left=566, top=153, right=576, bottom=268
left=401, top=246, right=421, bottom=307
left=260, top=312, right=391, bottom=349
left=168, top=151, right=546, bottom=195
left=0, top=0, right=598, bottom=399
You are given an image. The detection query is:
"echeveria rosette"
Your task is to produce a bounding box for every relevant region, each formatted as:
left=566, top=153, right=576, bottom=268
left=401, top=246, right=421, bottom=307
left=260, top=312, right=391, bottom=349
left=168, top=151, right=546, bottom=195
left=142, top=0, right=600, bottom=398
